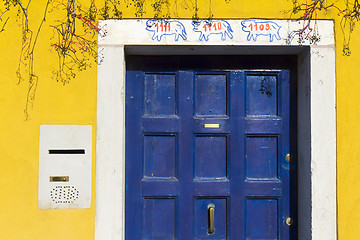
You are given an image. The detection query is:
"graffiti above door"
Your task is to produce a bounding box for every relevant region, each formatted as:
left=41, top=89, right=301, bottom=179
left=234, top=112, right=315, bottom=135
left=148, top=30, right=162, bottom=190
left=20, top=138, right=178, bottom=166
left=99, top=19, right=333, bottom=46
left=139, top=19, right=329, bottom=44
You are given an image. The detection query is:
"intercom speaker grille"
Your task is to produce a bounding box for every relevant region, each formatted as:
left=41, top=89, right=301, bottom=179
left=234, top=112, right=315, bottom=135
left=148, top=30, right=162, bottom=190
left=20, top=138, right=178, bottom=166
left=50, top=185, right=79, bottom=204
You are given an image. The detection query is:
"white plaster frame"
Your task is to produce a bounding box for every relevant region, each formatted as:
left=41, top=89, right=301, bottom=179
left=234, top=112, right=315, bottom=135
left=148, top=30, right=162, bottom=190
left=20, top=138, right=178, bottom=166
left=95, top=19, right=336, bottom=240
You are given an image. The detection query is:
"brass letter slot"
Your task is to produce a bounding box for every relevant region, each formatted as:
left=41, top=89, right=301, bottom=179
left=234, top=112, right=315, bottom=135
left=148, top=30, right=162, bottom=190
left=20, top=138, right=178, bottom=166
left=208, top=204, right=215, bottom=234
left=50, top=176, right=69, bottom=182
left=204, top=124, right=220, bottom=129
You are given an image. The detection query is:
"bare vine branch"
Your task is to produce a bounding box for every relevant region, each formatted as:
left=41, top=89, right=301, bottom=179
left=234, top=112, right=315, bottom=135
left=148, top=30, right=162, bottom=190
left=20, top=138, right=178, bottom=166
left=50, top=0, right=99, bottom=84
left=24, top=0, right=51, bottom=119
left=290, top=0, right=360, bottom=55
left=0, top=0, right=120, bottom=118
left=0, top=13, right=9, bottom=33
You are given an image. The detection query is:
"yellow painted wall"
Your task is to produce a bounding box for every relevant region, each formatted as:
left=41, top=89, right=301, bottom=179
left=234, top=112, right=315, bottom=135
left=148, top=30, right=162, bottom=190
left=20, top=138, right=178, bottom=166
left=0, top=0, right=358, bottom=239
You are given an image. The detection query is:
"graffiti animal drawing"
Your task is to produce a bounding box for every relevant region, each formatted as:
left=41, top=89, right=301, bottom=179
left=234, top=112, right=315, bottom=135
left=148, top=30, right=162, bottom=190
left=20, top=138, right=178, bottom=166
left=192, top=20, right=233, bottom=41
left=241, top=20, right=281, bottom=42
left=285, top=22, right=320, bottom=45
left=146, top=20, right=187, bottom=41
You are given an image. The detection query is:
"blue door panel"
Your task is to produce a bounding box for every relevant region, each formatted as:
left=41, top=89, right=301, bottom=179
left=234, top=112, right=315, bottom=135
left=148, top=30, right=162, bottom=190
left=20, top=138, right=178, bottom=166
left=126, top=69, right=294, bottom=239
left=246, top=74, right=278, bottom=116
left=194, top=136, right=227, bottom=178
left=195, top=198, right=228, bottom=239
left=143, top=198, right=177, bottom=240
left=245, top=198, right=279, bottom=239
left=144, top=73, right=177, bottom=116
left=195, top=74, right=228, bottom=116
left=144, top=135, right=177, bottom=178
left=246, top=136, right=278, bottom=179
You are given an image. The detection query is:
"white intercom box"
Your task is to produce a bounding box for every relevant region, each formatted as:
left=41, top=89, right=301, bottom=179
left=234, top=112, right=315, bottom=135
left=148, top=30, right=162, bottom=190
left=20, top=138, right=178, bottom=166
left=38, top=125, right=92, bottom=209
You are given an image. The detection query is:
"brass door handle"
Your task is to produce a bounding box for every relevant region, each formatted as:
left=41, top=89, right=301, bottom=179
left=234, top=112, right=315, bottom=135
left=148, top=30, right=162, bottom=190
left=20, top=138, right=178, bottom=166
left=208, top=204, right=215, bottom=234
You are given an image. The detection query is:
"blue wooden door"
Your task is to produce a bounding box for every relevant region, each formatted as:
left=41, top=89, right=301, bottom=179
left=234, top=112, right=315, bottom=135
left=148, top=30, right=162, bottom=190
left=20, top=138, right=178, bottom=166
left=126, top=69, right=293, bottom=239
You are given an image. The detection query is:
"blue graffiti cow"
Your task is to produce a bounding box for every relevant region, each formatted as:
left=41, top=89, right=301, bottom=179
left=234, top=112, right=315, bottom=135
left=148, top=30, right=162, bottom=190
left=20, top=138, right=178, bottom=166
left=192, top=20, right=233, bottom=41
left=241, top=20, right=281, bottom=42
left=146, top=19, right=187, bottom=41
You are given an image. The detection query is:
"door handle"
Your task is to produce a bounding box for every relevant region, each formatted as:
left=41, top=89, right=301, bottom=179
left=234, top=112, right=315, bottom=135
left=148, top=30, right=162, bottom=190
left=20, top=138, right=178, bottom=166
left=208, top=204, right=215, bottom=234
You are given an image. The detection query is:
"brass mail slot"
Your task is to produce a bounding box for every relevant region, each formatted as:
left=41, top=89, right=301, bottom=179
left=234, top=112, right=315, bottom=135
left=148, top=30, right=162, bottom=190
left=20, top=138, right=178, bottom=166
left=204, top=124, right=220, bottom=128
left=50, top=176, right=69, bottom=182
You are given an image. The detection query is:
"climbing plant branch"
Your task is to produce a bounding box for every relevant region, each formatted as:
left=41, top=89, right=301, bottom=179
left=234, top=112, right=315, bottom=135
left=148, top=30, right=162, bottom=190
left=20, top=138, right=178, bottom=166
left=23, top=0, right=51, bottom=119
left=50, top=0, right=99, bottom=84
left=0, top=8, right=9, bottom=33
left=0, top=0, right=51, bottom=118
left=290, top=0, right=360, bottom=55
left=0, top=0, right=132, bottom=119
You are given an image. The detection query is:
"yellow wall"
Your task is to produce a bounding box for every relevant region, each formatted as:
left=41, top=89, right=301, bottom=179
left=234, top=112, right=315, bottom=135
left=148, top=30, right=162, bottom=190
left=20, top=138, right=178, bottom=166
left=0, top=0, right=358, bottom=239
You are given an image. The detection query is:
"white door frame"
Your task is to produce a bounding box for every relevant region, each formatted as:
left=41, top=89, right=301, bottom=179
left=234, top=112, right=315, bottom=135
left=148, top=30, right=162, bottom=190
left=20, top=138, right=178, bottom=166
left=95, top=19, right=337, bottom=240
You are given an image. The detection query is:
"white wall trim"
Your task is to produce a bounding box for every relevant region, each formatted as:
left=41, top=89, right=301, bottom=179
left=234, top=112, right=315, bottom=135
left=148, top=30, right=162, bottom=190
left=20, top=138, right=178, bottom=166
left=96, top=19, right=336, bottom=240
